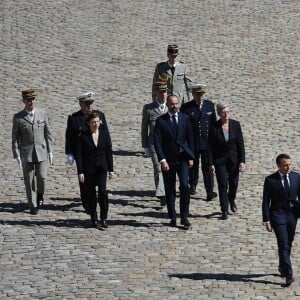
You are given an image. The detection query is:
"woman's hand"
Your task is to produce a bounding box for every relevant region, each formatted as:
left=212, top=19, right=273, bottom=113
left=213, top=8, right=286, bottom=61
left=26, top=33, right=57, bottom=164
left=239, top=163, right=245, bottom=172
left=78, top=174, right=84, bottom=183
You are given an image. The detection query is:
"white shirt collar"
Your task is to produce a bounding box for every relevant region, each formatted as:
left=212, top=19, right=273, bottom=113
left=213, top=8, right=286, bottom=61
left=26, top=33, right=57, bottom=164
left=26, top=109, right=35, bottom=116
left=168, top=61, right=177, bottom=68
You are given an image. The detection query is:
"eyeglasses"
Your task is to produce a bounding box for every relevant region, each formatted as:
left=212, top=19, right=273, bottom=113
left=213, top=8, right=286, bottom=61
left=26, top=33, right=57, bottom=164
left=221, top=111, right=230, bottom=115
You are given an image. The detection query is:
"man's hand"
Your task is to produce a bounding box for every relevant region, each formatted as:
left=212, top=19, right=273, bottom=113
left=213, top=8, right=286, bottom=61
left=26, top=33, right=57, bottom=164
left=16, top=156, right=22, bottom=168
left=49, top=153, right=53, bottom=165
left=209, top=165, right=215, bottom=175
left=78, top=174, right=84, bottom=183
left=188, top=160, right=193, bottom=168
left=66, top=154, right=74, bottom=166
left=265, top=221, right=272, bottom=232
left=108, top=172, right=113, bottom=180
left=161, top=161, right=169, bottom=172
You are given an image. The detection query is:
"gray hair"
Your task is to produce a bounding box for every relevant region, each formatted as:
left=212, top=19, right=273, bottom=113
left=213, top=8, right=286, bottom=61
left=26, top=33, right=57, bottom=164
left=216, top=101, right=229, bottom=111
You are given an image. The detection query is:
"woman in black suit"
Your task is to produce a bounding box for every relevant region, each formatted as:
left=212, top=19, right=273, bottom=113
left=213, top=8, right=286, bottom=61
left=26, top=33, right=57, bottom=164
left=208, top=101, right=245, bottom=220
left=76, top=112, right=113, bottom=229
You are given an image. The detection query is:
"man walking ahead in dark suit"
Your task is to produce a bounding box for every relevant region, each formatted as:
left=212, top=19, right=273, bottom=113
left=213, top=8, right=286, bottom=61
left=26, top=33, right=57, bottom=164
left=262, top=153, right=300, bottom=287
left=152, top=44, right=192, bottom=104
left=154, top=95, right=194, bottom=229
left=12, top=88, right=53, bottom=215
left=65, top=92, right=110, bottom=213
left=181, top=83, right=217, bottom=200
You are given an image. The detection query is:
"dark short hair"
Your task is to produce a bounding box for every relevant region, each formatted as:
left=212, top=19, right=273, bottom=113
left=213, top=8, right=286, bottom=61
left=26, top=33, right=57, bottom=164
left=86, top=111, right=101, bottom=124
left=276, top=153, right=291, bottom=165
left=166, top=94, right=178, bottom=103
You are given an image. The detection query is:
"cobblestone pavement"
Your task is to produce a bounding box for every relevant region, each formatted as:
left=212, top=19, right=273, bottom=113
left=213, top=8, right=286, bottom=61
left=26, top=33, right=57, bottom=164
left=1, top=0, right=300, bottom=299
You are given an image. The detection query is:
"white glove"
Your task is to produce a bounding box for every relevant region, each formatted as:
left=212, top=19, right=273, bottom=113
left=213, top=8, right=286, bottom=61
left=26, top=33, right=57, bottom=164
left=79, top=173, right=84, bottom=183
left=16, top=156, right=22, bottom=168
left=49, top=153, right=53, bottom=165
left=144, top=148, right=150, bottom=157
left=66, top=154, right=75, bottom=166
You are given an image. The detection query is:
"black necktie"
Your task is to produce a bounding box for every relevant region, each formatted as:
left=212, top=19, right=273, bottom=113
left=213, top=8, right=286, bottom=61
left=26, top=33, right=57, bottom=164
left=283, top=174, right=290, bottom=194
left=170, top=66, right=175, bottom=75
left=172, top=114, right=178, bottom=134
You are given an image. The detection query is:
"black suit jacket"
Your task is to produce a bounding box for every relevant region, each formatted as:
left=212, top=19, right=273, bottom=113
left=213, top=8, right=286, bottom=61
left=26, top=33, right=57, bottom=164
left=154, top=112, right=195, bottom=163
left=180, top=99, right=216, bottom=151
left=262, top=171, right=300, bottom=223
left=208, top=119, right=245, bottom=166
left=65, top=109, right=109, bottom=156
left=75, top=126, right=113, bottom=176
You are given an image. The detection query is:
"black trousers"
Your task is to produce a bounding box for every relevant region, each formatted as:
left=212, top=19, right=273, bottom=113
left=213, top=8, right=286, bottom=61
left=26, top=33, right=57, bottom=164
left=215, top=161, right=239, bottom=213
left=83, top=171, right=108, bottom=220
left=189, top=149, right=214, bottom=194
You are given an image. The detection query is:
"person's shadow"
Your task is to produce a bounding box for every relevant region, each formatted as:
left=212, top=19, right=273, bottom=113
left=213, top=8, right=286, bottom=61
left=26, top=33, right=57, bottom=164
left=169, top=272, right=284, bottom=286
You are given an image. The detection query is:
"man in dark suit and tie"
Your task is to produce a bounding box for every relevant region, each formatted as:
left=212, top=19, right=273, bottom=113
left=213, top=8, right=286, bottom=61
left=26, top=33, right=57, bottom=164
left=154, top=94, right=195, bottom=228
left=262, top=153, right=300, bottom=286
left=65, top=92, right=110, bottom=213
left=181, top=83, right=217, bottom=200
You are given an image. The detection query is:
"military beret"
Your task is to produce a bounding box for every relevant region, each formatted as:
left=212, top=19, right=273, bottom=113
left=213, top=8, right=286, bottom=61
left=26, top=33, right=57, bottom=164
left=77, top=92, right=95, bottom=102
left=190, top=83, right=208, bottom=93
left=22, top=88, right=36, bottom=100
left=167, top=44, right=179, bottom=55
left=154, top=81, right=168, bottom=91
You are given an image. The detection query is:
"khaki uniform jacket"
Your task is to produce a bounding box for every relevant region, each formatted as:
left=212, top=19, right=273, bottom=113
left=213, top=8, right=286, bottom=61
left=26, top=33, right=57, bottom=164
left=141, top=102, right=168, bottom=148
left=152, top=61, right=192, bottom=103
left=12, top=108, right=53, bottom=162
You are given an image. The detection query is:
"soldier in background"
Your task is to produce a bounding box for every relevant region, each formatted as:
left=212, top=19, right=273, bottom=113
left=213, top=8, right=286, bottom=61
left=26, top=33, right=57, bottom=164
left=181, top=83, right=217, bottom=201
left=12, top=88, right=53, bottom=215
left=141, top=81, right=168, bottom=207
left=152, top=44, right=192, bottom=104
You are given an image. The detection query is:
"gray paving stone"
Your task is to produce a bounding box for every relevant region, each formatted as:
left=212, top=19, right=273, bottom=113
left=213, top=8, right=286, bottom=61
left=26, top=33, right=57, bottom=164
left=1, top=0, right=300, bottom=299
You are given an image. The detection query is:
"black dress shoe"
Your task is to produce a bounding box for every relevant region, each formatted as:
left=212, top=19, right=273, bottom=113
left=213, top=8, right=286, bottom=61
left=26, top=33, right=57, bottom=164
left=30, top=207, right=38, bottom=215
left=221, top=212, right=228, bottom=220
left=100, top=220, right=108, bottom=228
left=286, top=276, right=294, bottom=286
left=181, top=218, right=191, bottom=229
left=230, top=201, right=237, bottom=213
left=91, top=211, right=98, bottom=227
left=206, top=192, right=218, bottom=201
left=190, top=186, right=196, bottom=195
left=169, top=219, right=177, bottom=227
left=37, top=193, right=44, bottom=207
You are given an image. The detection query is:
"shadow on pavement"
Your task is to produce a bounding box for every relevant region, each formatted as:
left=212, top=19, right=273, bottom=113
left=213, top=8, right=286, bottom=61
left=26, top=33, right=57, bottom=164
left=0, top=218, right=91, bottom=228
left=0, top=202, right=28, bottom=213
left=119, top=210, right=168, bottom=219
left=109, top=190, right=154, bottom=197
left=113, top=150, right=144, bottom=157
left=168, top=272, right=283, bottom=285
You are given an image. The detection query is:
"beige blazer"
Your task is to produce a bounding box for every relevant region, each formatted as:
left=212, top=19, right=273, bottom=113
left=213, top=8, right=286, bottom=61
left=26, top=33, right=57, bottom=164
left=12, top=108, right=53, bottom=162
left=141, top=101, right=168, bottom=148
